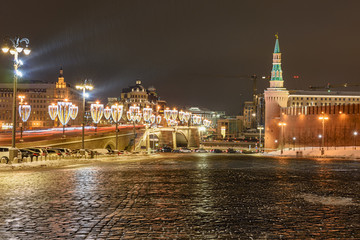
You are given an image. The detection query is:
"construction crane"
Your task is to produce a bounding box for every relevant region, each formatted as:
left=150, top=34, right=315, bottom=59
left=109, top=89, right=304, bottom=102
left=309, top=83, right=360, bottom=91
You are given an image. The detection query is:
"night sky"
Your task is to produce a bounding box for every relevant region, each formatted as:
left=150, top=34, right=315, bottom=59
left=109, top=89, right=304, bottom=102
left=1, top=0, right=360, bottom=115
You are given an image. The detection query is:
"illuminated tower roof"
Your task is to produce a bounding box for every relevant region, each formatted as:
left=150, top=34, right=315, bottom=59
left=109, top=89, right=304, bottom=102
left=56, top=67, right=66, bottom=89
left=269, top=34, right=284, bottom=88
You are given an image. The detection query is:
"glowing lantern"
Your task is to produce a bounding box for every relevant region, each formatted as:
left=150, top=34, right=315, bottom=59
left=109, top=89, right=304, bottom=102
left=57, top=101, right=72, bottom=126
left=135, top=112, right=142, bottom=123
left=90, top=102, right=104, bottom=124
left=126, top=110, right=132, bottom=121
left=150, top=114, right=156, bottom=124
left=192, top=115, right=201, bottom=125
left=170, top=109, right=178, bottom=120
left=203, top=119, right=211, bottom=128
left=111, top=104, right=123, bottom=123
left=184, top=112, right=191, bottom=123
left=196, top=115, right=202, bottom=125
left=104, top=106, right=112, bottom=120
left=156, top=115, right=162, bottom=125
left=179, top=110, right=185, bottom=122
left=48, top=103, right=58, bottom=120
left=127, top=105, right=139, bottom=122
left=164, top=108, right=171, bottom=120
left=19, top=104, right=31, bottom=122
left=69, top=105, right=78, bottom=120
left=143, top=106, right=152, bottom=122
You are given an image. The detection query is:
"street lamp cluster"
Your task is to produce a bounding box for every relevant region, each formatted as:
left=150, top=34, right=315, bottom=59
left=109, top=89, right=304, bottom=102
left=48, top=100, right=78, bottom=138
left=2, top=36, right=31, bottom=160
left=18, top=96, right=31, bottom=142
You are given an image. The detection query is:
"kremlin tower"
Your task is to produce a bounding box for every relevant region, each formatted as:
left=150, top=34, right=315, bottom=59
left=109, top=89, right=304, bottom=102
left=264, top=34, right=289, bottom=150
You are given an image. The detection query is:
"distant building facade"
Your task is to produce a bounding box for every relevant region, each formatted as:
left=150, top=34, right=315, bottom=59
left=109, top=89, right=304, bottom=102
left=0, top=68, right=82, bottom=130
left=120, top=80, right=159, bottom=110
left=216, top=116, right=244, bottom=139
left=187, top=107, right=225, bottom=127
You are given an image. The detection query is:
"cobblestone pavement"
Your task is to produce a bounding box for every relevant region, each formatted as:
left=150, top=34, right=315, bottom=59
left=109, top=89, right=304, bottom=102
left=0, top=154, right=359, bottom=239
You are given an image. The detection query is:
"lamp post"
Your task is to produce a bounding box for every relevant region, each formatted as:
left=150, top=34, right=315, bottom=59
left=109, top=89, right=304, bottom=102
left=57, top=100, right=72, bottom=138
left=292, top=137, right=296, bottom=151
left=18, top=96, right=31, bottom=142
left=257, top=126, right=264, bottom=153
left=90, top=101, right=104, bottom=133
left=278, top=122, right=286, bottom=154
left=76, top=80, right=93, bottom=155
left=111, top=104, right=123, bottom=153
left=319, top=113, right=328, bottom=155
left=127, top=105, right=141, bottom=152
left=2, top=36, right=31, bottom=161
left=354, top=131, right=358, bottom=150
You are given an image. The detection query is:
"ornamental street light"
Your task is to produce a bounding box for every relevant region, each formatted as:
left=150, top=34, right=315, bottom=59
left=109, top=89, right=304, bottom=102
left=143, top=106, right=153, bottom=153
left=69, top=105, right=78, bottom=120
left=104, top=106, right=111, bottom=120
left=2, top=36, right=31, bottom=161
left=18, top=97, right=31, bottom=142
left=354, top=131, right=358, bottom=150
left=111, top=104, right=123, bottom=152
left=76, top=80, right=93, bottom=154
left=319, top=112, right=329, bottom=155
left=318, top=134, right=322, bottom=150
left=278, top=122, right=286, bottom=154
left=90, top=101, right=104, bottom=133
left=127, top=105, right=141, bottom=152
left=48, top=103, right=58, bottom=120
left=57, top=100, right=72, bottom=138
left=292, top=137, right=296, bottom=151
left=257, top=126, right=264, bottom=153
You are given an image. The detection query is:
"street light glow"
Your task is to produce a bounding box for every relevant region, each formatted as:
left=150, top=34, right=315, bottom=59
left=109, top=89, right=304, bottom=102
left=15, top=70, right=22, bottom=77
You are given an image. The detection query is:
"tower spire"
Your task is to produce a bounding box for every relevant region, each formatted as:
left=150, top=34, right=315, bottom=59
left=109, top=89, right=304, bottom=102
left=269, top=34, right=284, bottom=88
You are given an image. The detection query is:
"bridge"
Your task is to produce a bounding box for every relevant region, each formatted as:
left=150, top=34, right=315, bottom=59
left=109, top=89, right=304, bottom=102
left=0, top=125, right=200, bottom=151
left=135, top=126, right=200, bottom=151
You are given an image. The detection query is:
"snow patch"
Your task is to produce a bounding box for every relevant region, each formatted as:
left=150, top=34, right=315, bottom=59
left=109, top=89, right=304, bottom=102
left=299, top=193, right=359, bottom=206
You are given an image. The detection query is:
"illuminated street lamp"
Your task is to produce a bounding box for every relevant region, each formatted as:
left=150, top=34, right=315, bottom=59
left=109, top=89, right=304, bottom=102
left=257, top=126, right=264, bottom=153
left=179, top=110, right=185, bottom=123
left=111, top=104, right=123, bottom=152
left=170, top=109, right=178, bottom=120
left=127, top=105, right=141, bottom=152
left=278, top=122, right=286, bottom=154
left=150, top=114, right=156, bottom=125
left=48, top=103, right=58, bottom=120
left=104, top=106, right=112, bottom=120
left=319, top=112, right=329, bottom=155
left=57, top=100, right=72, bottom=138
left=143, top=106, right=153, bottom=123
left=143, top=106, right=153, bottom=153
left=354, top=131, right=358, bottom=150
left=69, top=105, right=78, bottom=120
left=90, top=101, right=104, bottom=133
left=292, top=137, right=296, bottom=151
left=18, top=97, right=31, bottom=142
left=184, top=112, right=191, bottom=126
left=76, top=79, right=93, bottom=154
left=156, top=115, right=162, bottom=125
left=2, top=36, right=31, bottom=161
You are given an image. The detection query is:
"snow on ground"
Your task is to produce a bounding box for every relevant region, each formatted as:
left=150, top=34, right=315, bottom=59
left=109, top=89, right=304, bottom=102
left=0, top=153, right=163, bottom=171
left=299, top=193, right=359, bottom=206
left=266, top=146, right=360, bottom=159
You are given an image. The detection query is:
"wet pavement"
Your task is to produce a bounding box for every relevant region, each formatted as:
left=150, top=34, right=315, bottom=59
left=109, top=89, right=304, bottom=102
left=0, top=154, right=359, bottom=239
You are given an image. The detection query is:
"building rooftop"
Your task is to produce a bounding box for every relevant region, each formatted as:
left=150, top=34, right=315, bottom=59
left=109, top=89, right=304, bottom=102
left=289, top=90, right=360, bottom=96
